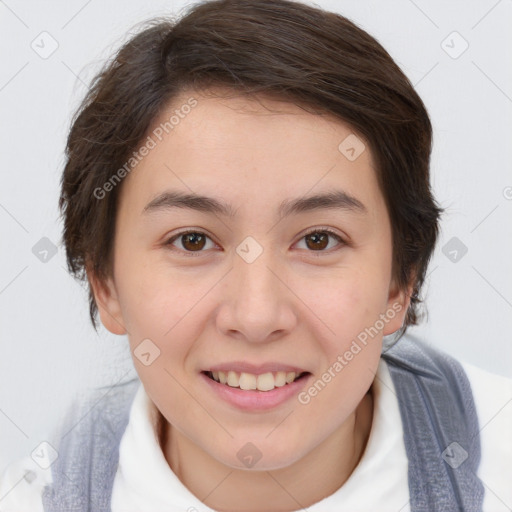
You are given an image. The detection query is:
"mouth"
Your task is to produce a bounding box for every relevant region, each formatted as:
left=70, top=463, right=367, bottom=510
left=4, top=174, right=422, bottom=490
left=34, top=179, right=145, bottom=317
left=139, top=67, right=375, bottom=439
left=202, top=370, right=310, bottom=392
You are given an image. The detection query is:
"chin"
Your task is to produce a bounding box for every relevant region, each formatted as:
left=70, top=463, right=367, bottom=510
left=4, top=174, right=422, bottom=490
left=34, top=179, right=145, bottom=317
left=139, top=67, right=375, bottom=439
left=211, top=439, right=307, bottom=472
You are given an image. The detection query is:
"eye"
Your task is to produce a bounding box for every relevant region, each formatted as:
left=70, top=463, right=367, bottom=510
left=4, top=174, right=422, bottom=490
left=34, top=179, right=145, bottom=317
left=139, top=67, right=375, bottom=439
left=164, top=227, right=346, bottom=257
left=295, top=227, right=346, bottom=253
left=164, top=230, right=217, bottom=256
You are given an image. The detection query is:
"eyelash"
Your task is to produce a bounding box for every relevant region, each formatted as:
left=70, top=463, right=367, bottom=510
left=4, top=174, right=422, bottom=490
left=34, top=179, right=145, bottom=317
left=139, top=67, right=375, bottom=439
left=163, top=227, right=346, bottom=257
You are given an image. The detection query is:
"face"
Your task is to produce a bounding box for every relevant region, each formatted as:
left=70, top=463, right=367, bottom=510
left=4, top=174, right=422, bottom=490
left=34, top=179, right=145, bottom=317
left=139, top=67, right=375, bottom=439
left=89, top=88, right=409, bottom=472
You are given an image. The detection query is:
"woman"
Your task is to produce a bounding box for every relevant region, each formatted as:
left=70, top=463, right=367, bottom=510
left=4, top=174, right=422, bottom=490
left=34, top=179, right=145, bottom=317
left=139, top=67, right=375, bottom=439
left=1, top=0, right=510, bottom=510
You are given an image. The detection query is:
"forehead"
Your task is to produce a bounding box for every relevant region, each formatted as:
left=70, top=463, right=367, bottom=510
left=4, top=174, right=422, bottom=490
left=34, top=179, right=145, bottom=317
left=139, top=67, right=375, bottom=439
left=118, top=88, right=383, bottom=217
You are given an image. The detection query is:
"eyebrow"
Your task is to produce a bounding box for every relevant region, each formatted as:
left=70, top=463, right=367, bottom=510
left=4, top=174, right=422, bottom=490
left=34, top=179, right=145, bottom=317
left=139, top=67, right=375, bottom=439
left=142, top=189, right=367, bottom=218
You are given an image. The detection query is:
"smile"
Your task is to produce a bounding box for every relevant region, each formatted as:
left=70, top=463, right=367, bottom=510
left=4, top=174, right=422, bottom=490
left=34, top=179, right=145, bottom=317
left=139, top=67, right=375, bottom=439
left=204, top=370, right=309, bottom=392
left=201, top=369, right=313, bottom=411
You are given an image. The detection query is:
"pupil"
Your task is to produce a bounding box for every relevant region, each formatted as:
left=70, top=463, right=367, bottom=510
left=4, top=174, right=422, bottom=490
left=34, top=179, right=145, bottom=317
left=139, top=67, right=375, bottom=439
left=306, top=232, right=328, bottom=250
left=183, top=233, right=205, bottom=251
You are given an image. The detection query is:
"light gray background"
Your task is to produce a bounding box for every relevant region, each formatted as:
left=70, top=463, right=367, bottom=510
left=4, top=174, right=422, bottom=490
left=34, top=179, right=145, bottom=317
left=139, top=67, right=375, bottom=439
left=1, top=0, right=511, bottom=473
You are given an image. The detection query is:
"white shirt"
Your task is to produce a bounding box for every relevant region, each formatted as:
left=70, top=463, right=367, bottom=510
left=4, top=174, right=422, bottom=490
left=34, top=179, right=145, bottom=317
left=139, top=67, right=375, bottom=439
left=1, top=358, right=511, bottom=511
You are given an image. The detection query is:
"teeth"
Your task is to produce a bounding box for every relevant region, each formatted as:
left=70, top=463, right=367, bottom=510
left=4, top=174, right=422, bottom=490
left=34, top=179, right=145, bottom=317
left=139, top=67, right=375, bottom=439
left=227, top=371, right=239, bottom=387
left=239, top=372, right=257, bottom=390
left=209, top=370, right=303, bottom=391
left=274, top=371, right=287, bottom=387
left=257, top=372, right=275, bottom=391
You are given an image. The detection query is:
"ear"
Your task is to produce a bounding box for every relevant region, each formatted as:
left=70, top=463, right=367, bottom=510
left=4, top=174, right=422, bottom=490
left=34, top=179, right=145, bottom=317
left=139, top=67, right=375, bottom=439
left=382, top=276, right=413, bottom=336
left=86, top=267, right=127, bottom=335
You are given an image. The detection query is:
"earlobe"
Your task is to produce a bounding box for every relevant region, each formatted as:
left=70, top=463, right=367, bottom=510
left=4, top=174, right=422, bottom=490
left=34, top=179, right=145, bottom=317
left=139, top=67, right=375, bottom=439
left=86, top=268, right=127, bottom=335
left=383, top=280, right=412, bottom=336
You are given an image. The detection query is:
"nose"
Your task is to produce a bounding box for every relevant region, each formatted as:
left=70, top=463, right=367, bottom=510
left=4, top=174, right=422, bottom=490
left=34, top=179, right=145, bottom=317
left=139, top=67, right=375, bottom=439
left=215, top=243, right=297, bottom=344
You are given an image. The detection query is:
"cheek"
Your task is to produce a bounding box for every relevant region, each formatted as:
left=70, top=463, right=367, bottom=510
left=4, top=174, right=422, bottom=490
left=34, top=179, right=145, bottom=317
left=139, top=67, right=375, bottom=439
left=115, top=251, right=198, bottom=336
left=308, top=265, right=390, bottom=339
left=115, top=261, right=217, bottom=384
left=298, top=277, right=386, bottom=417
left=115, top=262, right=207, bottom=420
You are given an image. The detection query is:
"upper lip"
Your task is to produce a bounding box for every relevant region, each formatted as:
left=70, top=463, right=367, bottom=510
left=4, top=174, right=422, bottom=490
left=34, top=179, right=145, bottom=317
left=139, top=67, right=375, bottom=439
left=204, top=362, right=309, bottom=375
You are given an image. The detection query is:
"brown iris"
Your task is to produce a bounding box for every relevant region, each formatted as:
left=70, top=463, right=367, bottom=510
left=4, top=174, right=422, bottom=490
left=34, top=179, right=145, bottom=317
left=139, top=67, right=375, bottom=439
left=181, top=232, right=207, bottom=251
left=304, top=231, right=329, bottom=250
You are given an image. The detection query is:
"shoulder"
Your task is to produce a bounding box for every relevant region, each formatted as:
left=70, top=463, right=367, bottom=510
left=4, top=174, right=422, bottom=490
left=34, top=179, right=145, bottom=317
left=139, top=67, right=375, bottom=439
left=460, top=360, right=512, bottom=430
left=0, top=378, right=141, bottom=512
left=460, top=359, right=512, bottom=508
left=0, top=455, right=50, bottom=512
left=458, top=358, right=512, bottom=443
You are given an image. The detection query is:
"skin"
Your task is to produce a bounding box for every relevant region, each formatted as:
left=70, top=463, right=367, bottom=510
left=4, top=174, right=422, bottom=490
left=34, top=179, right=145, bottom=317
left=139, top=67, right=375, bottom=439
left=88, top=87, right=411, bottom=511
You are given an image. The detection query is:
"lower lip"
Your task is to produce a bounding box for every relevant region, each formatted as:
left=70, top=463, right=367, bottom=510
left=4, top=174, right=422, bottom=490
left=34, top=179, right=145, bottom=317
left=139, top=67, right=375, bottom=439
left=200, top=372, right=312, bottom=411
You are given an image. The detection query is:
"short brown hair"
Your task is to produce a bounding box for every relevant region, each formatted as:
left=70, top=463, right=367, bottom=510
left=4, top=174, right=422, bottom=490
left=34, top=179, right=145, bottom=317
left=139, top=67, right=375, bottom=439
left=59, top=0, right=443, bottom=334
